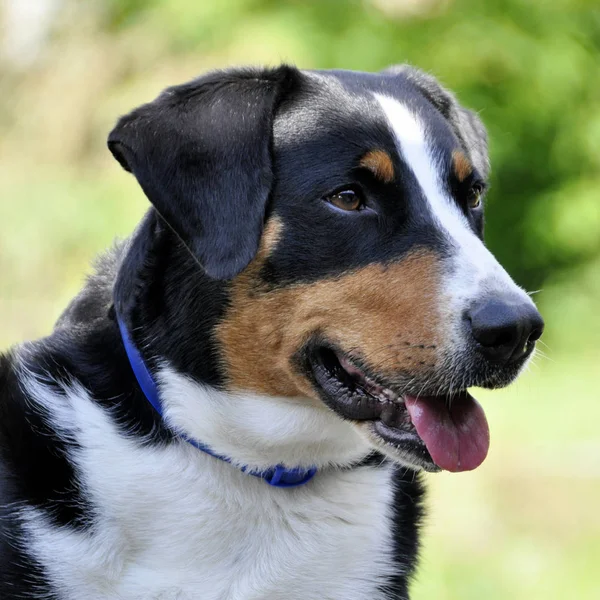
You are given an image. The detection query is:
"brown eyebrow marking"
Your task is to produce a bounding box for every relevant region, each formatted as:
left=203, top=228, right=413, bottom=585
left=359, top=149, right=395, bottom=183
left=257, top=216, right=283, bottom=259
left=452, top=149, right=473, bottom=182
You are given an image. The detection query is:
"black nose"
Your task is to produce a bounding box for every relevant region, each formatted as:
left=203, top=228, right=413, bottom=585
left=466, top=296, right=544, bottom=364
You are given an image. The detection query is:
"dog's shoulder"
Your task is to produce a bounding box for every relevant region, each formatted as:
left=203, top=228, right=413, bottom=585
left=0, top=350, right=68, bottom=597
left=0, top=342, right=93, bottom=514
left=0, top=244, right=143, bottom=598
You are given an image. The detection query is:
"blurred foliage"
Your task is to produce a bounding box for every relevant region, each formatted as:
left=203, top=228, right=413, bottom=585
left=1, top=1, right=599, bottom=599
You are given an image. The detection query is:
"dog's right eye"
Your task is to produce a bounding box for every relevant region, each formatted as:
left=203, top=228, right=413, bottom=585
left=325, top=189, right=364, bottom=212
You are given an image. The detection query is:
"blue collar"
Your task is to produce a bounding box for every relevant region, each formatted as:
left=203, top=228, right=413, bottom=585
left=117, top=316, right=317, bottom=488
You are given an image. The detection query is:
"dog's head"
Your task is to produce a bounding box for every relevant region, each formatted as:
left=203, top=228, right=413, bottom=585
left=109, top=65, right=543, bottom=473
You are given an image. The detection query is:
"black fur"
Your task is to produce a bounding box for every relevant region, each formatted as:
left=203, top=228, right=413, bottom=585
left=0, top=354, right=61, bottom=599
left=385, top=468, right=425, bottom=599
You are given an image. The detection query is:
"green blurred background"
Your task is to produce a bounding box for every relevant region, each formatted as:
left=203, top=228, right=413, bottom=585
left=1, top=0, right=599, bottom=597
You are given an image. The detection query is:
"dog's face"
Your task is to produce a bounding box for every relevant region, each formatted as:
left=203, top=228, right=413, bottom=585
left=109, top=66, right=543, bottom=473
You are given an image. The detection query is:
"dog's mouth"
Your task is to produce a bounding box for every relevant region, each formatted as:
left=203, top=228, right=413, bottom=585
left=307, top=347, right=490, bottom=472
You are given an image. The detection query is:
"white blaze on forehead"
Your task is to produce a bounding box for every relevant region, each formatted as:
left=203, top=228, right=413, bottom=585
left=374, top=94, right=443, bottom=212
left=373, top=93, right=529, bottom=305
left=374, top=93, right=478, bottom=259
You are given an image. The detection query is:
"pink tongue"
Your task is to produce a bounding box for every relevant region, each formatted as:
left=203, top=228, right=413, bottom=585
left=404, top=392, right=490, bottom=472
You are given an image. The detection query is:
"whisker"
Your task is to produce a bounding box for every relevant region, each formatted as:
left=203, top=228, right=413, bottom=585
left=532, top=349, right=554, bottom=363
left=537, top=338, right=552, bottom=351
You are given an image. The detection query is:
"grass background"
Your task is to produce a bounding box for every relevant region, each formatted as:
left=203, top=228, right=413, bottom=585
left=1, top=0, right=599, bottom=597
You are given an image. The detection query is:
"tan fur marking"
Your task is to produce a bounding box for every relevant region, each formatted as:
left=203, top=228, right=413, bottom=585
left=217, top=250, right=443, bottom=399
left=452, top=149, right=473, bottom=182
left=256, top=216, right=283, bottom=259
left=359, top=149, right=395, bottom=183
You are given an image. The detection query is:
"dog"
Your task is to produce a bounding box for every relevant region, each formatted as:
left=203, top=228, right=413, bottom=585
left=0, top=64, right=544, bottom=599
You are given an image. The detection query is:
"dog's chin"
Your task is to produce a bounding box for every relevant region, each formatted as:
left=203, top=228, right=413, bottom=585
left=305, top=345, right=499, bottom=473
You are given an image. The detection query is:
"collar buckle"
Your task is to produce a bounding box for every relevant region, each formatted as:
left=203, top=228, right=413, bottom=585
left=263, top=465, right=318, bottom=488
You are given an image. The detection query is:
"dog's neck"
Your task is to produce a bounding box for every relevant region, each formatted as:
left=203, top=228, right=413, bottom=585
left=114, top=210, right=229, bottom=387
left=111, top=210, right=371, bottom=472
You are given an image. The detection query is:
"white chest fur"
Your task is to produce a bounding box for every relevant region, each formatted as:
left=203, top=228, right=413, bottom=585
left=21, top=375, right=402, bottom=600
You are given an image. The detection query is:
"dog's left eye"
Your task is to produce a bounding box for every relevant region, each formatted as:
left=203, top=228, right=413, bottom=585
left=467, top=183, right=484, bottom=209
left=325, top=189, right=365, bottom=212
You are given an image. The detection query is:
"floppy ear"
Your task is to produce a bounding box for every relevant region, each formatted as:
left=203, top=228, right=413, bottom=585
left=383, top=65, right=490, bottom=178
left=108, top=65, right=300, bottom=279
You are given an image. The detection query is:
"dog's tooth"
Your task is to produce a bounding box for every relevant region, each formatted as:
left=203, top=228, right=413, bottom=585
left=382, top=388, right=397, bottom=402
